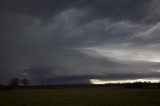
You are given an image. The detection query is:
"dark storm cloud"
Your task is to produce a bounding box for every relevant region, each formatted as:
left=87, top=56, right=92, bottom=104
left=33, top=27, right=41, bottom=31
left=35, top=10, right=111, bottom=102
left=78, top=0, right=151, bottom=23
left=24, top=65, right=71, bottom=84
left=24, top=69, right=160, bottom=84
left=1, top=0, right=160, bottom=84
left=23, top=54, right=160, bottom=84
left=1, top=0, right=77, bottom=20
left=0, top=0, right=155, bottom=24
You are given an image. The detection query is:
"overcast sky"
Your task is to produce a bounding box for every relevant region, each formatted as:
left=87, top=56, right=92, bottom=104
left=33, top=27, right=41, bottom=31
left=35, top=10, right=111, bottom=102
left=1, top=0, right=160, bottom=84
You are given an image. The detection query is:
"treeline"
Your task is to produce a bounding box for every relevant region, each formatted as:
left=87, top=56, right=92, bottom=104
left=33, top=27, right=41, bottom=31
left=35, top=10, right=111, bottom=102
left=0, top=77, right=29, bottom=90
left=9, top=78, right=29, bottom=87
left=101, top=82, right=160, bottom=88
left=1, top=81, right=160, bottom=90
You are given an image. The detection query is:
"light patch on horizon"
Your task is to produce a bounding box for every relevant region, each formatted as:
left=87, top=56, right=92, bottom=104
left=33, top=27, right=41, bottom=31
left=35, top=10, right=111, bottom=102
left=90, top=79, right=160, bottom=84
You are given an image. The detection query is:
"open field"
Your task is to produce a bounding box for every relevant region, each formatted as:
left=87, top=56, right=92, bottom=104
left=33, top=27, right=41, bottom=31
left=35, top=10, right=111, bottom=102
left=0, top=87, right=160, bottom=106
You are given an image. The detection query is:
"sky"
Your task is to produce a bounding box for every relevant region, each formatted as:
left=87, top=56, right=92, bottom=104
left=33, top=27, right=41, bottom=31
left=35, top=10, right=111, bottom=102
left=1, top=0, right=160, bottom=85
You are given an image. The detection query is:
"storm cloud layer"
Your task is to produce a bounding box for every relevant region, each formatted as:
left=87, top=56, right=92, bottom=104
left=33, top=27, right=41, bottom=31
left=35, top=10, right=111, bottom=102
left=1, top=0, right=160, bottom=84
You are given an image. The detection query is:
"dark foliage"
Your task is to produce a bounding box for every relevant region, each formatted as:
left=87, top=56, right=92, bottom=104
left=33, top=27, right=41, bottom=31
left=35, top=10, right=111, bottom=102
left=21, top=78, right=29, bottom=86
left=0, top=81, right=160, bottom=90
left=9, top=78, right=20, bottom=87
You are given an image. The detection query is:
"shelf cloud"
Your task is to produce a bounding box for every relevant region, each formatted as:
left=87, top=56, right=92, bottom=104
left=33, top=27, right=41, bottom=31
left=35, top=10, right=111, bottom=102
left=1, top=0, right=160, bottom=84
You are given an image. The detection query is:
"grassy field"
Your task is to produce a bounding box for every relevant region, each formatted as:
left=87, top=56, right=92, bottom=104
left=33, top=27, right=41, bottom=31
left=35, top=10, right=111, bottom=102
left=0, top=87, right=160, bottom=106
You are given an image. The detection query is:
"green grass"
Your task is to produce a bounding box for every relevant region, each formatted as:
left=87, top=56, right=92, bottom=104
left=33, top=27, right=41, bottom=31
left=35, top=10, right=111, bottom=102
left=0, top=88, right=160, bottom=106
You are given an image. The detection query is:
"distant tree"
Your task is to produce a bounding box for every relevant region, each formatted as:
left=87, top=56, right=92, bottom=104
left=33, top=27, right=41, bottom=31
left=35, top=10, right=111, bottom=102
left=21, top=78, right=29, bottom=86
left=9, top=78, right=20, bottom=87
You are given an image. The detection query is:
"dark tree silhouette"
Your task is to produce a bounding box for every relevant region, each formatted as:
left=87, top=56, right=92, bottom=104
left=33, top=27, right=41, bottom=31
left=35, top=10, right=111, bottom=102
left=21, top=78, right=29, bottom=86
left=9, top=78, right=20, bottom=87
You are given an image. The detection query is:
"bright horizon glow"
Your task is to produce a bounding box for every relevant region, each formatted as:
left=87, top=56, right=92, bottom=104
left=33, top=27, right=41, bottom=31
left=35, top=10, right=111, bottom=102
left=90, top=79, right=160, bottom=84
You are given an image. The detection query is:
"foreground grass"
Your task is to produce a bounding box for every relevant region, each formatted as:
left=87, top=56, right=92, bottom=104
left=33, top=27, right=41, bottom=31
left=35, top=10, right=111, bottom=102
left=0, top=87, right=160, bottom=106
